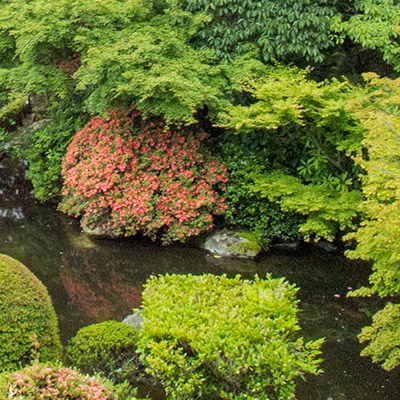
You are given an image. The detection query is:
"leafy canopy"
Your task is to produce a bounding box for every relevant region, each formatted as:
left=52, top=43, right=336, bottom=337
left=0, top=0, right=227, bottom=124
left=345, top=73, right=400, bottom=370
left=219, top=63, right=363, bottom=241
left=332, top=0, right=400, bottom=71
left=179, top=0, right=336, bottom=63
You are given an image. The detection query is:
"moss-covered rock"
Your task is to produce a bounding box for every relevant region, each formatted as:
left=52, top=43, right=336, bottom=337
left=204, top=230, right=262, bottom=258
left=0, top=254, right=61, bottom=372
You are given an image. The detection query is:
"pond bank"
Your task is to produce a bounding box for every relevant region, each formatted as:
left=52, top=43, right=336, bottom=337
left=1, top=155, right=399, bottom=400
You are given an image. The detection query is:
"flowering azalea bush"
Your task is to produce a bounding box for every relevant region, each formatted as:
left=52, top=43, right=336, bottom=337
left=60, top=110, right=228, bottom=243
left=0, top=363, right=120, bottom=399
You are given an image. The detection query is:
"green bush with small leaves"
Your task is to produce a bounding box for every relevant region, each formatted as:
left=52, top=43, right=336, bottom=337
left=21, top=119, right=82, bottom=201
left=0, top=254, right=61, bottom=372
left=138, top=273, right=324, bottom=400
left=66, top=321, right=143, bottom=385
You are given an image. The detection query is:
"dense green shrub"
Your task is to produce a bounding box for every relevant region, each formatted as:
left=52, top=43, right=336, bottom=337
left=60, top=110, right=228, bottom=244
left=20, top=118, right=82, bottom=201
left=66, top=321, right=143, bottom=384
left=138, top=273, right=323, bottom=400
left=217, top=131, right=304, bottom=247
left=0, top=363, right=135, bottom=399
left=0, top=254, right=61, bottom=372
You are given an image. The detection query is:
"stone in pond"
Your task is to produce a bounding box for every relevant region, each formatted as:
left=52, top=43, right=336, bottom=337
left=204, top=231, right=262, bottom=259
left=81, top=216, right=119, bottom=238
left=123, top=311, right=143, bottom=329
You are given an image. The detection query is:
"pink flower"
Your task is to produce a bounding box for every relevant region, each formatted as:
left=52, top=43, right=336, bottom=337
left=60, top=109, right=228, bottom=244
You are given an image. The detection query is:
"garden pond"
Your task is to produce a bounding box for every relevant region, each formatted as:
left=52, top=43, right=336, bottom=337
left=1, top=155, right=400, bottom=400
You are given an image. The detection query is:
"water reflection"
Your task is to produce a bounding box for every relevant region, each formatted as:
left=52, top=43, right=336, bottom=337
left=60, top=245, right=143, bottom=321
left=1, top=155, right=399, bottom=400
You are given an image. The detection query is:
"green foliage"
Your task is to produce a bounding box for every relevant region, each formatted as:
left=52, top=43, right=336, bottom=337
left=138, top=273, right=323, bottom=400
left=219, top=64, right=363, bottom=241
left=217, top=131, right=303, bottom=246
left=75, top=11, right=227, bottom=124
left=20, top=117, right=82, bottom=201
left=179, top=0, right=336, bottom=63
left=345, top=73, right=400, bottom=369
left=0, top=0, right=227, bottom=125
left=346, top=73, right=400, bottom=298
left=0, top=254, right=61, bottom=372
left=0, top=93, right=26, bottom=129
left=358, top=303, right=400, bottom=371
left=253, top=172, right=362, bottom=241
left=220, top=64, right=362, bottom=163
left=332, top=0, right=400, bottom=71
left=66, top=321, right=143, bottom=385
left=0, top=363, right=135, bottom=399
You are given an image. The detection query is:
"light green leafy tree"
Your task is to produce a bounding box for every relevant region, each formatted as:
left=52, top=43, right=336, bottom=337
left=345, top=72, right=400, bottom=370
left=219, top=63, right=363, bottom=241
left=0, top=0, right=226, bottom=124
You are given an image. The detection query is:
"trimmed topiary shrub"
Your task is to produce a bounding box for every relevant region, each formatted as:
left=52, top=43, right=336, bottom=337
left=138, top=273, right=324, bottom=400
left=0, top=254, right=61, bottom=372
left=59, top=109, right=228, bottom=244
left=66, top=321, right=143, bottom=384
left=0, top=363, right=133, bottom=399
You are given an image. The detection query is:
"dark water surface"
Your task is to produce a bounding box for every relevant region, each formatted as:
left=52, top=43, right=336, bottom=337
left=1, top=156, right=399, bottom=399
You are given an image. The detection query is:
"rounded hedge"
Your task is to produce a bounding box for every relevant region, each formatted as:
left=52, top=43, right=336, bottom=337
left=0, top=254, right=61, bottom=372
left=66, top=321, right=143, bottom=384
left=139, top=274, right=324, bottom=400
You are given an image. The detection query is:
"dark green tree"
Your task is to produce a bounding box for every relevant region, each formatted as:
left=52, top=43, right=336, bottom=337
left=332, top=0, right=400, bottom=71
left=179, top=0, right=337, bottom=63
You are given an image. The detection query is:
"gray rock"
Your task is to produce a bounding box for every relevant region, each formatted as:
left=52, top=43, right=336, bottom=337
left=26, top=119, right=50, bottom=132
left=29, top=93, right=48, bottom=118
left=272, top=241, right=301, bottom=251
left=123, top=311, right=143, bottom=329
left=315, top=240, right=338, bottom=253
left=81, top=217, right=120, bottom=238
left=204, top=230, right=262, bottom=259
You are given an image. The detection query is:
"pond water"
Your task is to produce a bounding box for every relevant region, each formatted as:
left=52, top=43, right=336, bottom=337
left=1, top=155, right=399, bottom=399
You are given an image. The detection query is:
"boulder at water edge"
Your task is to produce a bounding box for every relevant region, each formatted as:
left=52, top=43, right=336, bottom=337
left=204, top=231, right=262, bottom=259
